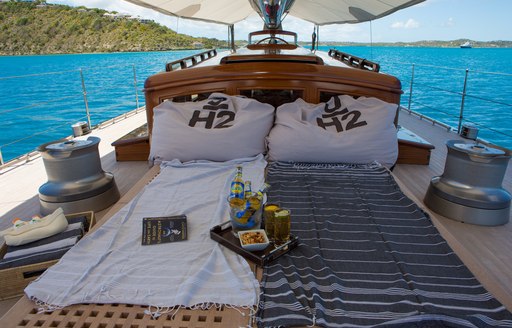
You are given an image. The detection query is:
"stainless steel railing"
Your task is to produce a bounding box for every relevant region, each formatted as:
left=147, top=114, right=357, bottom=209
left=0, top=64, right=143, bottom=168
left=396, top=62, right=512, bottom=150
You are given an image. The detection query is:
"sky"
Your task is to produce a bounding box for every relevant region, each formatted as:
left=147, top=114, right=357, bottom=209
left=48, top=0, right=512, bottom=43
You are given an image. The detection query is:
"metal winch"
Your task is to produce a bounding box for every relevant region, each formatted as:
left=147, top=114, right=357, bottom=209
left=38, top=136, right=120, bottom=215
left=424, top=140, right=511, bottom=226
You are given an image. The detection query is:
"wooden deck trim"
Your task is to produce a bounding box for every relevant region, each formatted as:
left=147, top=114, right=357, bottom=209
left=220, top=54, right=324, bottom=65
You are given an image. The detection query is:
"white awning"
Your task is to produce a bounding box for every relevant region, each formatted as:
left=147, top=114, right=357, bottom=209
left=123, top=0, right=255, bottom=25
left=289, top=0, right=426, bottom=26
left=123, top=0, right=425, bottom=26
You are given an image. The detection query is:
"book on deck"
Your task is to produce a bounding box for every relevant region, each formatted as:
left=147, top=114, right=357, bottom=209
left=142, top=215, right=187, bottom=245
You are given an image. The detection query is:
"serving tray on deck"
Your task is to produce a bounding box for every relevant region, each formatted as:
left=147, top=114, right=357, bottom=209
left=210, top=221, right=299, bottom=266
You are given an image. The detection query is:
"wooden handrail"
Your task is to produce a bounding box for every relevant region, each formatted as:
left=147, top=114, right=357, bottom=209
left=328, top=49, right=380, bottom=72
left=165, top=49, right=218, bottom=72
left=246, top=43, right=298, bottom=51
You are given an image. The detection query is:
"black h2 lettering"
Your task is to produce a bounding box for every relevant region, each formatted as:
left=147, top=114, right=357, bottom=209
left=188, top=98, right=235, bottom=129
left=317, top=97, right=367, bottom=132
left=316, top=116, right=344, bottom=132
left=189, top=110, right=216, bottom=128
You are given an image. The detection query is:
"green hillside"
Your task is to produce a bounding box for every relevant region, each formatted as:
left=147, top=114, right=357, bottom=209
left=0, top=1, right=227, bottom=55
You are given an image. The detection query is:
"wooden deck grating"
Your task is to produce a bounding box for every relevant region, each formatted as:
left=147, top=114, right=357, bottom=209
left=7, top=296, right=251, bottom=328
left=1, top=109, right=511, bottom=327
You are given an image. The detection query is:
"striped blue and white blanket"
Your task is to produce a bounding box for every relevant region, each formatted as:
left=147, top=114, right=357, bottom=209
left=257, top=162, right=512, bottom=328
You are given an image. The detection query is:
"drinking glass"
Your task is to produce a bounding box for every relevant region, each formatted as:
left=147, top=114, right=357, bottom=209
left=263, top=203, right=280, bottom=243
left=273, top=208, right=291, bottom=246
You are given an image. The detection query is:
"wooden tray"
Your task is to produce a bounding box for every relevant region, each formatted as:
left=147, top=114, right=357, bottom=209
left=210, top=221, right=299, bottom=266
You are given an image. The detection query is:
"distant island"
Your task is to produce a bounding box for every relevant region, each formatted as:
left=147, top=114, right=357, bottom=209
left=307, top=40, right=512, bottom=48
left=1, top=1, right=510, bottom=56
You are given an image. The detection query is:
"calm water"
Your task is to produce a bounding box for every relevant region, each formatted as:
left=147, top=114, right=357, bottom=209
left=1, top=47, right=511, bottom=162
left=328, top=46, right=512, bottom=149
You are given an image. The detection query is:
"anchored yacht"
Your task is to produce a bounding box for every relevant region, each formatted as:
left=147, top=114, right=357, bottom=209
left=460, top=41, right=473, bottom=48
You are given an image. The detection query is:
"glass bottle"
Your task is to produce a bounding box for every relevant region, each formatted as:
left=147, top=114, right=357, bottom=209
left=250, top=183, right=270, bottom=207
left=236, top=183, right=271, bottom=219
left=244, top=180, right=252, bottom=200
left=229, top=166, right=245, bottom=207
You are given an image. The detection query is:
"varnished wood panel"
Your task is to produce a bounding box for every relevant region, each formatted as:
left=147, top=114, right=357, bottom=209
left=113, top=137, right=150, bottom=161
left=397, top=140, right=433, bottom=165
left=143, top=59, right=403, bottom=137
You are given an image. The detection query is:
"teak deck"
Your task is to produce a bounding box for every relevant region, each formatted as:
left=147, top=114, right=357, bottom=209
left=3, top=113, right=511, bottom=327
left=1, top=52, right=511, bottom=327
left=1, top=115, right=511, bottom=328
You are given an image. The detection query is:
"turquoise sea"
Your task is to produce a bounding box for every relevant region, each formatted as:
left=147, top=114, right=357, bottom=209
left=1, top=46, right=511, bottom=163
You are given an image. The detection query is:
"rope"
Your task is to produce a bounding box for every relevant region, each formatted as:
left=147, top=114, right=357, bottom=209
left=410, top=100, right=459, bottom=120
left=465, top=93, right=512, bottom=108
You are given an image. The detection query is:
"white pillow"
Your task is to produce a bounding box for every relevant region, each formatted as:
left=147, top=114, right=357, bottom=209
left=266, top=95, right=398, bottom=167
left=1, top=207, right=68, bottom=246
left=150, top=93, right=275, bottom=163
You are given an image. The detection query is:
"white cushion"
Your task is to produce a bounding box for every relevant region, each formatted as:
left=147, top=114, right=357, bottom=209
left=149, top=93, right=275, bottom=163
left=1, top=208, right=68, bottom=246
left=266, top=95, right=398, bottom=167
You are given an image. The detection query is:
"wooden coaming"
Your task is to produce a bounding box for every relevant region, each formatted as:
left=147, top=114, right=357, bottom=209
left=143, top=60, right=403, bottom=137
left=115, top=54, right=428, bottom=163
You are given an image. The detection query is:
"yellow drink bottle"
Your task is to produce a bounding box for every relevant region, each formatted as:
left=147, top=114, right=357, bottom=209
left=229, top=166, right=245, bottom=207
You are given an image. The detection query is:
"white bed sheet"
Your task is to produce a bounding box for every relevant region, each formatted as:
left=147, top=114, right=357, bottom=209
left=25, top=155, right=266, bottom=311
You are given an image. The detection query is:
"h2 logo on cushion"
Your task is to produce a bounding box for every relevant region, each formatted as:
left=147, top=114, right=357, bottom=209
left=188, top=97, right=235, bottom=129
left=316, top=96, right=367, bottom=132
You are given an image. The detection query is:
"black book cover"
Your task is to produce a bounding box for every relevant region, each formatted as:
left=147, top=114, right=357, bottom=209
left=142, top=215, right=187, bottom=245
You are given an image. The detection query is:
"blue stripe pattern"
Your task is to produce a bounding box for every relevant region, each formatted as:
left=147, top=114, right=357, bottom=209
left=256, top=162, right=512, bottom=327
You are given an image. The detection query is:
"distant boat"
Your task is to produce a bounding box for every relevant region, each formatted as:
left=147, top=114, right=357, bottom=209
left=460, top=41, right=472, bottom=48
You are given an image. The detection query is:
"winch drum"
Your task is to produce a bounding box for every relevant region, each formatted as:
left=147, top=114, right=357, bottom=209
left=38, top=136, right=120, bottom=215
left=424, top=140, right=511, bottom=226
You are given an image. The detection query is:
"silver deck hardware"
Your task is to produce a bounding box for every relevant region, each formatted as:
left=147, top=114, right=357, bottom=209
left=460, top=123, right=479, bottom=140
left=71, top=121, right=91, bottom=137
left=425, top=140, right=511, bottom=226
left=38, top=136, right=120, bottom=215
